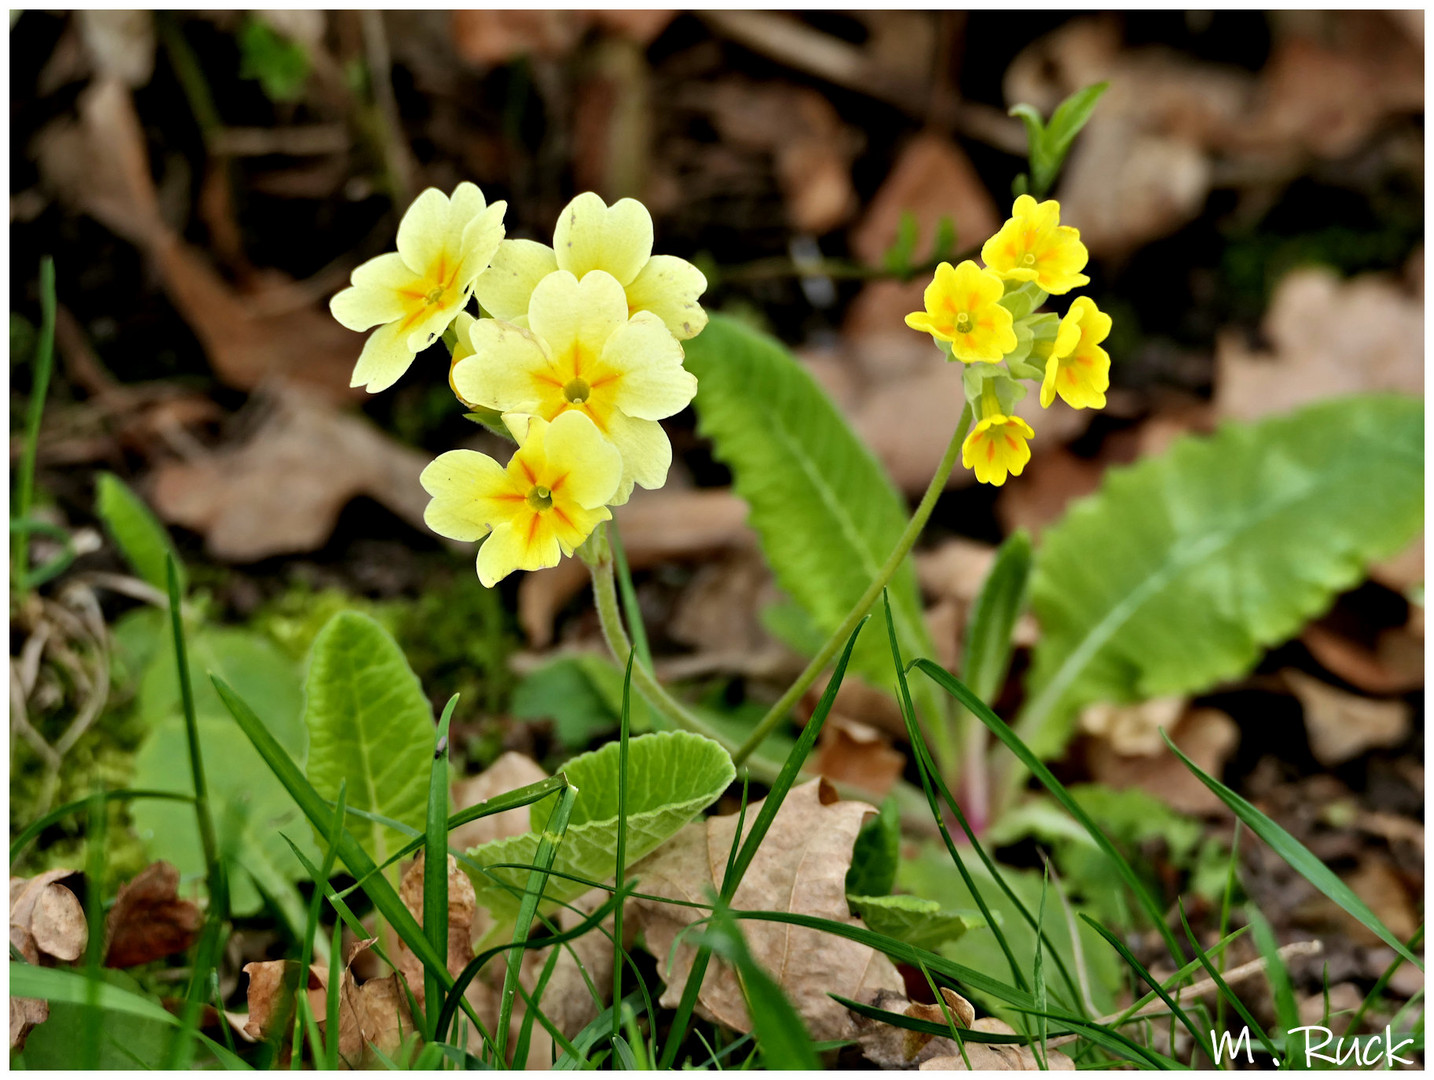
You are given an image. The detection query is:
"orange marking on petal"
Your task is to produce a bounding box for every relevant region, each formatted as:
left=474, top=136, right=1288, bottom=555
left=519, top=457, right=537, bottom=486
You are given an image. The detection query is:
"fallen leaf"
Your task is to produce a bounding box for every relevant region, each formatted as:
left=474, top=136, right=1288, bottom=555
left=1343, top=855, right=1419, bottom=945
left=853, top=986, right=976, bottom=1068
left=396, top=854, right=479, bottom=1006
left=450, top=11, right=581, bottom=65
left=10, top=869, right=87, bottom=964
left=630, top=778, right=903, bottom=1041
left=1214, top=268, right=1423, bottom=423
left=103, top=861, right=203, bottom=968
left=1302, top=621, right=1424, bottom=696
left=1370, top=536, right=1424, bottom=595
left=512, top=889, right=617, bottom=1067
left=76, top=10, right=155, bottom=87
left=450, top=753, right=552, bottom=854
left=1283, top=670, right=1410, bottom=767
left=1080, top=696, right=1187, bottom=758
left=1087, top=707, right=1240, bottom=816
left=10, top=994, right=49, bottom=1054
left=920, top=1016, right=1075, bottom=1070
left=813, top=716, right=906, bottom=799
left=149, top=386, right=432, bottom=561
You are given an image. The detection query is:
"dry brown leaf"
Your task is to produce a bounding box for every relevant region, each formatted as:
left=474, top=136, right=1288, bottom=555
left=630, top=778, right=903, bottom=1041
left=149, top=387, right=431, bottom=561
left=1370, top=536, right=1424, bottom=595
left=1080, top=696, right=1186, bottom=758
left=853, top=986, right=976, bottom=1068
left=1343, top=855, right=1419, bottom=945
left=1302, top=622, right=1424, bottom=696
left=921, top=1017, right=1075, bottom=1070
left=450, top=753, right=552, bottom=854
left=103, top=861, right=203, bottom=969
left=397, top=854, right=478, bottom=1006
left=10, top=993, right=49, bottom=1054
left=995, top=445, right=1106, bottom=538
left=1283, top=670, right=1411, bottom=767
left=1087, top=708, right=1240, bottom=816
left=11, top=869, right=87, bottom=964
left=76, top=10, right=155, bottom=87
left=813, top=716, right=906, bottom=799
left=1214, top=269, right=1423, bottom=423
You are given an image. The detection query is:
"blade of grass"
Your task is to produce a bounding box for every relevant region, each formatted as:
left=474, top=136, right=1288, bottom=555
left=1163, top=730, right=1422, bottom=970
left=81, top=793, right=106, bottom=1069
left=1176, top=900, right=1278, bottom=1063
left=513, top=939, right=564, bottom=1068
left=325, top=916, right=341, bottom=1070
left=12, top=256, right=56, bottom=593
left=1215, top=820, right=1242, bottom=1038
left=657, top=616, right=868, bottom=1068
left=609, top=523, right=652, bottom=673
left=291, top=781, right=348, bottom=1067
left=424, top=695, right=459, bottom=1041
left=495, top=784, right=580, bottom=1063
left=1345, top=925, right=1424, bottom=1038
left=611, top=651, right=635, bottom=1044
left=1246, top=906, right=1297, bottom=1064
left=916, top=657, right=1186, bottom=963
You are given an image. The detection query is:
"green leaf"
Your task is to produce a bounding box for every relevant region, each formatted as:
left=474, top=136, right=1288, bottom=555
left=238, top=16, right=310, bottom=103
left=684, top=314, right=936, bottom=707
left=464, top=731, right=734, bottom=922
left=1042, top=82, right=1110, bottom=175
left=303, top=611, right=436, bottom=871
left=963, top=530, right=1032, bottom=704
left=845, top=795, right=900, bottom=898
left=847, top=893, right=985, bottom=950
left=512, top=653, right=650, bottom=746
left=882, top=210, right=920, bottom=276
left=19, top=969, right=174, bottom=1070
left=94, top=473, right=184, bottom=594
left=1022, top=394, right=1424, bottom=757
left=131, top=627, right=312, bottom=918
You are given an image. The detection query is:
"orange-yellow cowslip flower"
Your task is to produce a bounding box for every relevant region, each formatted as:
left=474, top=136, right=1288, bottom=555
left=981, top=195, right=1090, bottom=296
left=331, top=183, right=506, bottom=393
left=452, top=269, right=698, bottom=506
left=420, top=411, right=621, bottom=587
left=904, top=260, right=1017, bottom=363
left=962, top=412, right=1035, bottom=487
left=473, top=191, right=708, bottom=341
left=1041, top=296, right=1111, bottom=410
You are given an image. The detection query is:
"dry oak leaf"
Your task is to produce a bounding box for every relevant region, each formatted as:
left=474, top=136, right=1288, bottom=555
left=629, top=778, right=903, bottom=1042
left=853, top=986, right=976, bottom=1069
left=1214, top=268, right=1423, bottom=423
left=920, top=1016, right=1075, bottom=1070
left=103, top=860, right=203, bottom=969
left=150, top=386, right=431, bottom=561
left=1283, top=670, right=1411, bottom=768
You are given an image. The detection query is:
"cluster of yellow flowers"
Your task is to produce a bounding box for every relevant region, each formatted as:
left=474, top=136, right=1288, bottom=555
left=905, top=195, right=1111, bottom=486
left=331, top=185, right=707, bottom=585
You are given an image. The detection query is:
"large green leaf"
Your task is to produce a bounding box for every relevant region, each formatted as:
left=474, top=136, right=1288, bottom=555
left=1021, top=394, right=1423, bottom=756
left=303, top=611, right=435, bottom=871
left=465, top=731, right=734, bottom=922
left=847, top=893, right=985, bottom=951
left=131, top=626, right=313, bottom=920
left=684, top=314, right=935, bottom=705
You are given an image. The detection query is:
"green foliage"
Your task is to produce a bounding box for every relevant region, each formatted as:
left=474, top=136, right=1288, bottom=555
left=1010, top=82, right=1109, bottom=199
left=94, top=473, right=185, bottom=595
left=131, top=625, right=313, bottom=918
left=845, top=794, right=900, bottom=898
left=465, top=731, right=734, bottom=922
left=683, top=314, right=935, bottom=706
left=847, top=893, right=985, bottom=950
left=238, top=16, right=310, bottom=103
left=881, top=211, right=958, bottom=279
left=1022, top=394, right=1424, bottom=757
left=19, top=969, right=172, bottom=1069
left=963, top=531, right=1032, bottom=703
left=303, top=611, right=436, bottom=871
left=512, top=653, right=650, bottom=747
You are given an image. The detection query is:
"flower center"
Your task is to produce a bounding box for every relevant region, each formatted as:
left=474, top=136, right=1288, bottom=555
left=424, top=285, right=446, bottom=306
left=525, top=485, right=553, bottom=512
left=562, top=377, right=591, bottom=404
left=1020, top=252, right=1037, bottom=267
left=955, top=312, right=972, bottom=334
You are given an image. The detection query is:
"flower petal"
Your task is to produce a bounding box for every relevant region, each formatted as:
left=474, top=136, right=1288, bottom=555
left=472, top=239, right=559, bottom=321
left=602, top=313, right=697, bottom=421
left=420, top=449, right=518, bottom=542
left=527, top=269, right=628, bottom=361
left=457, top=201, right=508, bottom=285
left=624, top=255, right=708, bottom=340
left=541, top=410, right=623, bottom=509
left=350, top=321, right=416, bottom=393
left=553, top=192, right=653, bottom=286
left=453, top=320, right=553, bottom=413
left=330, top=253, right=419, bottom=331
left=396, top=187, right=454, bottom=275
left=605, top=412, right=672, bottom=503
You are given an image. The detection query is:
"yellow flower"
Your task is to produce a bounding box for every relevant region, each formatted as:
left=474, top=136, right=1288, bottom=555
left=1041, top=297, right=1111, bottom=410
left=420, top=411, right=621, bottom=587
left=962, top=412, right=1035, bottom=487
left=904, top=260, right=1017, bottom=363
left=981, top=195, right=1090, bottom=296
left=473, top=192, right=707, bottom=341
left=452, top=269, right=697, bottom=506
left=331, top=184, right=506, bottom=393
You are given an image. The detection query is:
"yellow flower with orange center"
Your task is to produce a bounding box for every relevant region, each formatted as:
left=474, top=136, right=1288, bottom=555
left=1041, top=297, right=1111, bottom=410
left=452, top=269, right=697, bottom=506
left=961, top=391, right=1035, bottom=488
left=331, top=183, right=506, bottom=393
left=420, top=411, right=621, bottom=587
left=904, top=260, right=1016, bottom=363
left=981, top=195, right=1090, bottom=296
left=473, top=191, right=708, bottom=341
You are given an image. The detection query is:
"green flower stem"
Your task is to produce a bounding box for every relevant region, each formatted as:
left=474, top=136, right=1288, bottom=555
left=13, top=257, right=57, bottom=594
left=732, top=402, right=974, bottom=770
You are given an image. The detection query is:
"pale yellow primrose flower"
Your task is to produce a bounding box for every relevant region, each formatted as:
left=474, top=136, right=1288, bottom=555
left=904, top=260, right=1017, bottom=363
left=1041, top=296, right=1112, bottom=410
left=962, top=412, right=1035, bottom=487
left=452, top=269, right=697, bottom=506
left=331, top=183, right=506, bottom=393
left=473, top=191, right=708, bottom=341
left=420, top=411, right=621, bottom=587
left=981, top=195, right=1090, bottom=296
